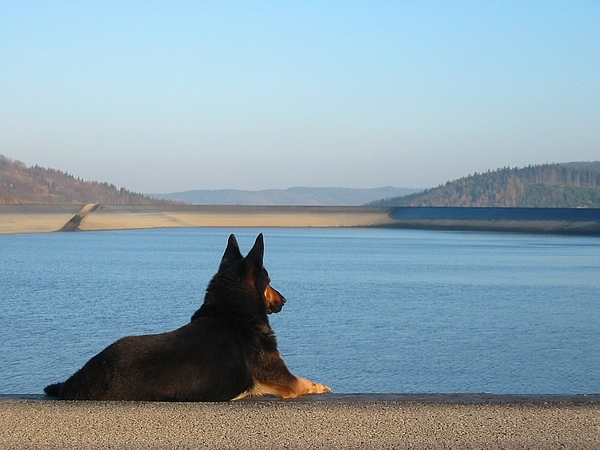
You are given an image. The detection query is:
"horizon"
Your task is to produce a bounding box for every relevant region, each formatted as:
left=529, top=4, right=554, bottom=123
left=2, top=2, right=599, bottom=193
left=3, top=153, right=596, bottom=196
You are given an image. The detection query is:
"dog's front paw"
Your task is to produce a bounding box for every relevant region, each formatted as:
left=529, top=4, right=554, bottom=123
left=295, top=377, right=332, bottom=397
left=309, top=382, right=332, bottom=395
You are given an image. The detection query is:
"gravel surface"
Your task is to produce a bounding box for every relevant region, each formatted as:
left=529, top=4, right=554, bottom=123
left=1, top=395, right=598, bottom=449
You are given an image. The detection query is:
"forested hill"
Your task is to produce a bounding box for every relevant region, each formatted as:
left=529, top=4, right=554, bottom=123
left=369, top=163, right=600, bottom=208
left=0, top=155, right=171, bottom=205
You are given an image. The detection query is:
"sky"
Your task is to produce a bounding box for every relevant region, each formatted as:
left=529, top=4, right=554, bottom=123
left=1, top=1, right=599, bottom=193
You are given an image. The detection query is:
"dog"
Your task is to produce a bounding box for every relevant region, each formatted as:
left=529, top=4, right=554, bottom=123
left=44, top=233, right=331, bottom=401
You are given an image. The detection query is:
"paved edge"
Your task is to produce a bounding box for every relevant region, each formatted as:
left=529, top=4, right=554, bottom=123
left=2, top=393, right=599, bottom=404
left=2, top=394, right=599, bottom=449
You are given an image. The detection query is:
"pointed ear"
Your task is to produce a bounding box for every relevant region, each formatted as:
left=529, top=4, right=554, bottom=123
left=220, top=234, right=243, bottom=269
left=245, top=233, right=264, bottom=268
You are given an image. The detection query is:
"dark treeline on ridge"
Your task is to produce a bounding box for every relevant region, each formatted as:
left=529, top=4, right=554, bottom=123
left=369, top=163, right=600, bottom=208
left=0, top=155, right=175, bottom=205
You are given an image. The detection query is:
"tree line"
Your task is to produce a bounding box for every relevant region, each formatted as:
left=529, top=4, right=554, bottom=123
left=370, top=164, right=600, bottom=208
left=0, top=154, right=174, bottom=205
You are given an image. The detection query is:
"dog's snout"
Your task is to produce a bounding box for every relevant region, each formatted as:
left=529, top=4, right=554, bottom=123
left=264, top=285, right=286, bottom=314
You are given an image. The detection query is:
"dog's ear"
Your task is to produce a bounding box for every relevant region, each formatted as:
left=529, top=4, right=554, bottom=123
left=245, top=233, right=264, bottom=269
left=220, top=234, right=243, bottom=269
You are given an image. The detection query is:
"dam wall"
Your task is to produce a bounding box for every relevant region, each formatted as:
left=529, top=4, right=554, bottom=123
left=1, top=204, right=599, bottom=235
left=388, top=206, right=600, bottom=235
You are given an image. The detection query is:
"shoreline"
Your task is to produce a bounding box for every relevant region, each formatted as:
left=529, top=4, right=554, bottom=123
left=0, top=204, right=396, bottom=234
left=2, top=394, right=598, bottom=448
left=1, top=204, right=599, bottom=235
left=3, top=392, right=599, bottom=403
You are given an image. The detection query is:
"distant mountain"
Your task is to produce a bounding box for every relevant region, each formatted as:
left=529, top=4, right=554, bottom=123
left=0, top=154, right=173, bottom=205
left=368, top=163, right=600, bottom=208
left=150, top=186, right=419, bottom=206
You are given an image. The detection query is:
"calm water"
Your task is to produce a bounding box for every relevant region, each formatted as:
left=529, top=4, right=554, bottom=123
left=1, top=228, right=599, bottom=395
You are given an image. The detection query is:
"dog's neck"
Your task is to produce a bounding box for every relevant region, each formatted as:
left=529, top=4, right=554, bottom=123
left=190, top=301, right=269, bottom=324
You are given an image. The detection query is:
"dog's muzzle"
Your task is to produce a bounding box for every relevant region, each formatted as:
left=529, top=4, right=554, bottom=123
left=268, top=295, right=286, bottom=314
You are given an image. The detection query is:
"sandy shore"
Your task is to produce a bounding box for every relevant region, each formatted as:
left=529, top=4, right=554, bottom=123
left=0, top=204, right=395, bottom=234
left=78, top=205, right=396, bottom=231
left=1, top=394, right=598, bottom=449
left=0, top=205, right=84, bottom=234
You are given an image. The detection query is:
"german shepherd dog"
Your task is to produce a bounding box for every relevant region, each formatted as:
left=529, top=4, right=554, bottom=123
left=44, top=234, right=331, bottom=401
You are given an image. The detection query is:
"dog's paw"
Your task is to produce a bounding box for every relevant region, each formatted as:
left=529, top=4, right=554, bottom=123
left=294, top=377, right=333, bottom=397
left=309, top=382, right=332, bottom=395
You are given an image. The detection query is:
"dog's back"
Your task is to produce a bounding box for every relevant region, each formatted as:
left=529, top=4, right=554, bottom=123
left=52, top=317, right=254, bottom=401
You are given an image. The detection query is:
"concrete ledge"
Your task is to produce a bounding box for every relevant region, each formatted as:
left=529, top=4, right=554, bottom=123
left=1, top=394, right=598, bottom=448
left=2, top=392, right=599, bottom=404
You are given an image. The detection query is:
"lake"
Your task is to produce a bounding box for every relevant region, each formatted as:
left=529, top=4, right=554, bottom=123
left=1, top=228, right=599, bottom=395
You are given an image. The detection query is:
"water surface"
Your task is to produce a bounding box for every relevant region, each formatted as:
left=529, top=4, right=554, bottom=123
left=1, top=228, right=598, bottom=394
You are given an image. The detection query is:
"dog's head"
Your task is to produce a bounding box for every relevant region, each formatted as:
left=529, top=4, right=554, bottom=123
left=219, top=233, right=286, bottom=314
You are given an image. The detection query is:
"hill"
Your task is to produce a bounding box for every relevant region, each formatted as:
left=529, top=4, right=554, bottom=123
left=0, top=155, right=171, bottom=205
left=150, top=186, right=419, bottom=206
left=565, top=161, right=600, bottom=172
left=369, top=163, right=600, bottom=208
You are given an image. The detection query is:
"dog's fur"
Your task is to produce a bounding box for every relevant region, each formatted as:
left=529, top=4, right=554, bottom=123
left=44, top=233, right=331, bottom=401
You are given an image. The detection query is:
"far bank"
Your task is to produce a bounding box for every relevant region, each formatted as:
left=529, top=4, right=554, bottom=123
left=1, top=204, right=599, bottom=235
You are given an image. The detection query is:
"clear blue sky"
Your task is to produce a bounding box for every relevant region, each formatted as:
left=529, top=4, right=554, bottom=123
left=1, top=1, right=599, bottom=193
